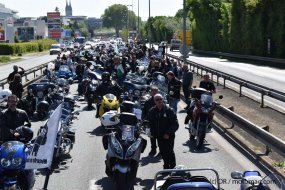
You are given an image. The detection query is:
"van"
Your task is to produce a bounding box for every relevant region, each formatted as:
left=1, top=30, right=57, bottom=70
left=170, top=39, right=182, bottom=51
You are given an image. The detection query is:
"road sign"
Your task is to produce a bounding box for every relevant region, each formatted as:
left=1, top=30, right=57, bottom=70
left=179, top=45, right=191, bottom=57
left=47, top=12, right=61, bottom=39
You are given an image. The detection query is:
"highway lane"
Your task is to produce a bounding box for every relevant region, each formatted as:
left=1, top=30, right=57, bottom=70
left=168, top=51, right=285, bottom=93
left=31, top=84, right=275, bottom=190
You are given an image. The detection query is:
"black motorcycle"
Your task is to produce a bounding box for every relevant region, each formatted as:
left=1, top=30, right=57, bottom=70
left=102, top=112, right=147, bottom=190
left=82, top=77, right=99, bottom=109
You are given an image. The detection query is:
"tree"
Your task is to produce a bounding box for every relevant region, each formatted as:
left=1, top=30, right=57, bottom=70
left=101, top=4, right=128, bottom=37
left=175, top=9, right=183, bottom=18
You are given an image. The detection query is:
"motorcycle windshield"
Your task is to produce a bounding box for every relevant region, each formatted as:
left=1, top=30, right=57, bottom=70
left=59, top=65, right=70, bottom=72
left=1, top=141, right=25, bottom=157
left=105, top=94, right=115, bottom=100
left=121, top=125, right=135, bottom=141
left=200, top=93, right=213, bottom=107
left=152, top=75, right=167, bottom=94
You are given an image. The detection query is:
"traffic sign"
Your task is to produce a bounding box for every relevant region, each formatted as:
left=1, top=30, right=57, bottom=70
left=179, top=45, right=191, bottom=57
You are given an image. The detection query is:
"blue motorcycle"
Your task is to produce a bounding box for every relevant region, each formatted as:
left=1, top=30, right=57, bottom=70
left=0, top=126, right=35, bottom=190
left=153, top=166, right=221, bottom=190
left=55, top=65, right=77, bottom=80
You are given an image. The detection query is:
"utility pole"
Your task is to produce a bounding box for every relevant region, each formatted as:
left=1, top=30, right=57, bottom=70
left=148, top=0, right=151, bottom=47
left=137, top=0, right=140, bottom=39
left=183, top=0, right=187, bottom=64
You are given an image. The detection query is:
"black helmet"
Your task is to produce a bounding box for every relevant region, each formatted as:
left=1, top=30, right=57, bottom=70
left=37, top=101, right=50, bottom=112
left=15, top=126, right=34, bottom=143
left=102, top=72, right=111, bottom=82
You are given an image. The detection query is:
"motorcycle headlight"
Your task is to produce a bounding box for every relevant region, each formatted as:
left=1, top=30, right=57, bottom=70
left=111, top=136, right=122, bottom=157
left=128, top=89, right=133, bottom=94
left=201, top=107, right=211, bottom=113
left=28, top=89, right=33, bottom=95
left=169, top=91, right=174, bottom=95
left=134, top=90, right=140, bottom=96
left=126, top=139, right=141, bottom=157
left=1, top=158, right=11, bottom=168
left=11, top=157, right=23, bottom=167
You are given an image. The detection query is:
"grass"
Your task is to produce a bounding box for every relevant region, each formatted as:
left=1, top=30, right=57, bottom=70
left=0, top=55, right=21, bottom=65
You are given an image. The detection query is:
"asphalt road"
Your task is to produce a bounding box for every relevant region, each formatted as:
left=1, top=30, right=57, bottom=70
left=0, top=53, right=58, bottom=81
left=168, top=51, right=285, bottom=93
left=30, top=85, right=275, bottom=190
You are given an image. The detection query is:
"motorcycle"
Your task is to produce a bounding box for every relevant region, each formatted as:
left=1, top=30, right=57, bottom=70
left=0, top=126, right=35, bottom=190
left=185, top=87, right=223, bottom=149
left=102, top=112, right=147, bottom=190
left=98, top=93, right=120, bottom=118
left=231, top=170, right=284, bottom=190
left=153, top=166, right=221, bottom=190
left=82, top=77, right=99, bottom=110
left=55, top=65, right=77, bottom=80
left=27, top=81, right=56, bottom=120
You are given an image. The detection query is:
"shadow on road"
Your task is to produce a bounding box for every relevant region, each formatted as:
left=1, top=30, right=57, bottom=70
left=182, top=140, right=213, bottom=153
left=95, top=177, right=114, bottom=189
left=136, top=177, right=154, bottom=190
left=87, top=125, right=105, bottom=136
left=140, top=154, right=162, bottom=166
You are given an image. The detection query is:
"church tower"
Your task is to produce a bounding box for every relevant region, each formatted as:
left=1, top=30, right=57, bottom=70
left=65, top=0, right=73, bottom=16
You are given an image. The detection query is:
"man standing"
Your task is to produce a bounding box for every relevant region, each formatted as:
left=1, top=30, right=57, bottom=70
left=182, top=64, right=193, bottom=109
left=147, top=94, right=179, bottom=169
left=1, top=95, right=31, bottom=142
left=142, top=86, right=159, bottom=156
left=76, top=58, right=86, bottom=96
left=199, top=73, right=216, bottom=93
left=7, top=65, right=25, bottom=84
left=166, top=71, right=182, bottom=113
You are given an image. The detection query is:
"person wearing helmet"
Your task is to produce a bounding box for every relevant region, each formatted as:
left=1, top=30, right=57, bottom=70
left=1, top=95, right=31, bottom=142
left=95, top=72, right=122, bottom=118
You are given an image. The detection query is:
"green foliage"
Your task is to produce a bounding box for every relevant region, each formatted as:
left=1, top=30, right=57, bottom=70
left=0, top=56, right=11, bottom=63
left=0, top=39, right=57, bottom=55
left=101, top=4, right=129, bottom=37
left=144, top=16, right=181, bottom=43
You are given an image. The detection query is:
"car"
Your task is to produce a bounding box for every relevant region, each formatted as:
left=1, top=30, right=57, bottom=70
left=159, top=41, right=168, bottom=47
left=170, top=39, right=182, bottom=51
left=49, top=44, right=61, bottom=55
left=66, top=43, right=74, bottom=51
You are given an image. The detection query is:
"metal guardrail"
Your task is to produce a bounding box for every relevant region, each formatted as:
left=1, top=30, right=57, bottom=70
left=216, top=105, right=285, bottom=158
left=192, top=49, right=285, bottom=64
left=0, top=61, right=51, bottom=90
left=167, top=54, right=285, bottom=108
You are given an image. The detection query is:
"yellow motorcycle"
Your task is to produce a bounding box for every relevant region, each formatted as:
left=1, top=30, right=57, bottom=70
left=98, top=93, right=120, bottom=117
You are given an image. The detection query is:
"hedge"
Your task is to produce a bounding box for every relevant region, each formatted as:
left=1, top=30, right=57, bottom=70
left=0, top=39, right=57, bottom=55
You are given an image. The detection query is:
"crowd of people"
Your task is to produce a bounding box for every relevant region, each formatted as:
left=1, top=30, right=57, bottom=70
left=0, top=40, right=217, bottom=172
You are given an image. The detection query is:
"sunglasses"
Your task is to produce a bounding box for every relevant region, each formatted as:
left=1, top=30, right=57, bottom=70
left=155, top=98, right=163, bottom=102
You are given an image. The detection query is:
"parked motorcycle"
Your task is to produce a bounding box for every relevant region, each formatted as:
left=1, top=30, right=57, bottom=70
left=82, top=77, right=99, bottom=109
left=102, top=112, right=147, bottom=190
left=27, top=81, right=56, bottom=120
left=0, top=126, right=35, bottom=190
left=185, top=87, right=223, bottom=149
left=231, top=170, right=284, bottom=190
left=153, top=166, right=221, bottom=190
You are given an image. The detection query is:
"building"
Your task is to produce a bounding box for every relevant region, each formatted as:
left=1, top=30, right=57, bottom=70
left=0, top=3, right=19, bottom=43
left=65, top=0, right=73, bottom=17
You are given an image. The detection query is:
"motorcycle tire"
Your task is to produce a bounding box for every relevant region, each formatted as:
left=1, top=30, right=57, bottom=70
left=196, top=126, right=206, bottom=149
left=114, top=172, right=133, bottom=190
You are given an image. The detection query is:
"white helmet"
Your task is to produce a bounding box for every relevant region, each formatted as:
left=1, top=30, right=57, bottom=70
left=0, top=89, right=12, bottom=101
left=100, top=110, right=119, bottom=127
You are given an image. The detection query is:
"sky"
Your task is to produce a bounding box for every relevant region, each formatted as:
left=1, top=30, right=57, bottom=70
left=0, top=0, right=183, bottom=21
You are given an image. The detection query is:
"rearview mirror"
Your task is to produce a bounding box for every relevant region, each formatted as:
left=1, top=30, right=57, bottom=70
left=231, top=171, right=243, bottom=179
left=219, top=95, right=223, bottom=99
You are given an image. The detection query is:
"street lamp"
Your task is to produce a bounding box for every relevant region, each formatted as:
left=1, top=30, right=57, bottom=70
left=148, top=0, right=151, bottom=47
left=127, top=5, right=132, bottom=40
left=182, top=0, right=187, bottom=64
left=137, top=0, right=140, bottom=39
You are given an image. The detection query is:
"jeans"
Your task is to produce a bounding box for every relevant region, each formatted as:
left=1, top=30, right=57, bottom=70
left=77, top=77, right=83, bottom=95
left=168, top=98, right=179, bottom=113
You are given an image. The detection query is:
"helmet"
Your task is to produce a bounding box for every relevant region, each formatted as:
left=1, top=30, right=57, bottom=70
left=102, top=72, right=111, bottom=82
left=15, top=126, right=34, bottom=143
left=86, top=61, right=92, bottom=67
left=100, top=110, right=119, bottom=127
left=37, top=101, right=50, bottom=112
left=0, top=89, right=12, bottom=101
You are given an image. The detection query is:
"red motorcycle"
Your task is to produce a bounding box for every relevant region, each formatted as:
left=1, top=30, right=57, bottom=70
left=185, top=88, right=223, bottom=149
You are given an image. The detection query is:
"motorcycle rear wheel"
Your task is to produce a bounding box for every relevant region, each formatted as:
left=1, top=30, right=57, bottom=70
left=196, top=126, right=206, bottom=149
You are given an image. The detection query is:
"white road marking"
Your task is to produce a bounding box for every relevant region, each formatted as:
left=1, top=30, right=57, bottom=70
left=89, top=179, right=98, bottom=190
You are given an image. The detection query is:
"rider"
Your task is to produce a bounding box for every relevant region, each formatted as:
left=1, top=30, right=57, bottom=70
left=1, top=95, right=31, bottom=142
left=199, top=73, right=216, bottom=93
left=95, top=72, right=122, bottom=118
